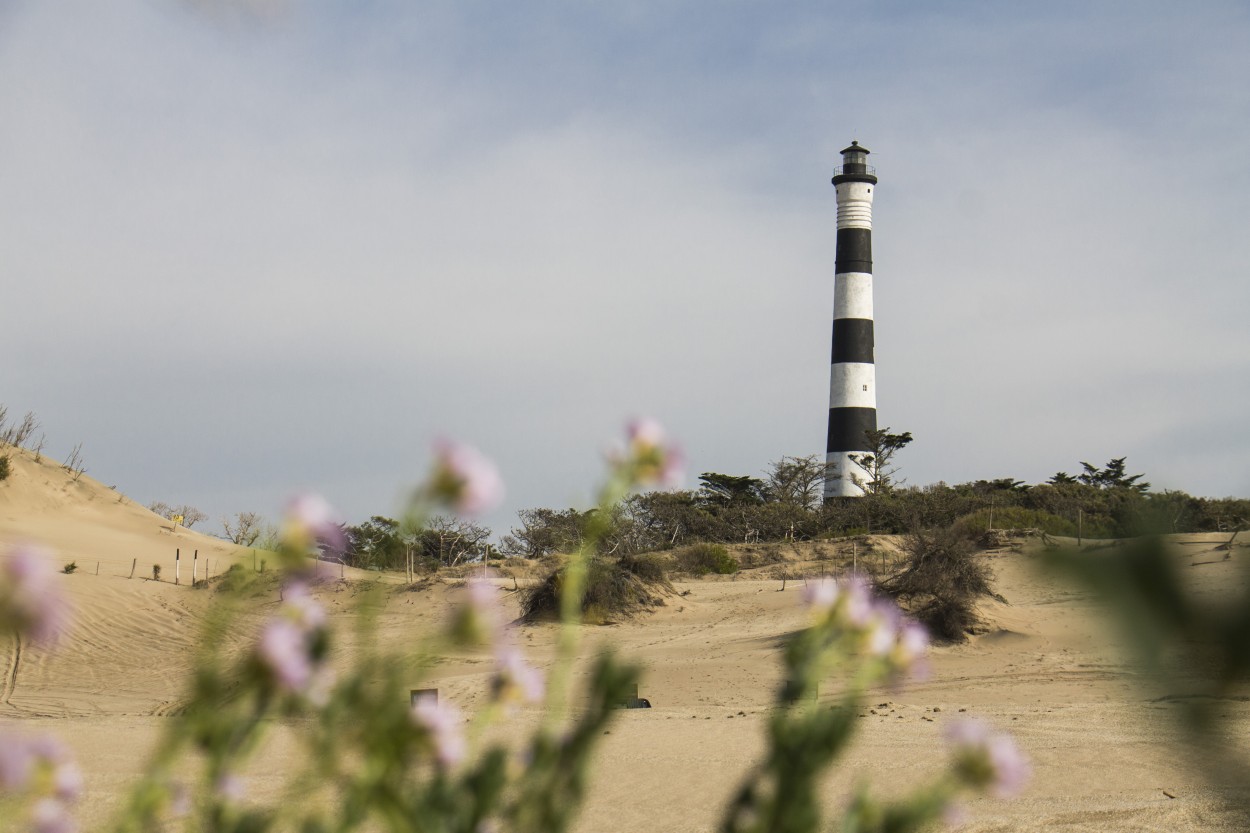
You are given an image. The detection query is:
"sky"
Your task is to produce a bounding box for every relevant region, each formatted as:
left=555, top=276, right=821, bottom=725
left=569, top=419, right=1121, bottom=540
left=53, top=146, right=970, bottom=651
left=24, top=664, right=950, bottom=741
left=3, top=0, right=1249, bottom=539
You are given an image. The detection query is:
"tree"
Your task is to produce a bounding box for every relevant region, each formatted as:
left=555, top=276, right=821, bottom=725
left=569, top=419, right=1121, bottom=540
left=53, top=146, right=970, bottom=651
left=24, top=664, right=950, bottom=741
left=764, top=454, right=824, bottom=510
left=150, top=502, right=208, bottom=528
left=1048, top=472, right=1077, bottom=485
left=501, top=508, right=588, bottom=558
left=345, top=516, right=406, bottom=570
left=846, top=428, right=913, bottom=495
left=223, top=511, right=266, bottom=547
left=418, top=515, right=491, bottom=567
left=1076, top=457, right=1150, bottom=492
left=697, top=473, right=767, bottom=506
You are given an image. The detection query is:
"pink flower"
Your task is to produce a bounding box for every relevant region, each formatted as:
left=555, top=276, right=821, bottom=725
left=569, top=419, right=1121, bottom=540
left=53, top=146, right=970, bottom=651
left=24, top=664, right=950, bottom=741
left=946, top=719, right=1031, bottom=798
left=493, top=642, right=545, bottom=705
left=623, top=418, right=683, bottom=488
left=428, top=440, right=505, bottom=516
left=0, top=731, right=34, bottom=792
left=281, top=581, right=327, bottom=632
left=285, top=494, right=347, bottom=555
left=1, top=544, right=70, bottom=645
left=257, top=618, right=313, bottom=693
left=411, top=694, right=467, bottom=767
left=31, top=797, right=75, bottom=833
left=214, top=772, right=246, bottom=803
left=801, top=577, right=839, bottom=611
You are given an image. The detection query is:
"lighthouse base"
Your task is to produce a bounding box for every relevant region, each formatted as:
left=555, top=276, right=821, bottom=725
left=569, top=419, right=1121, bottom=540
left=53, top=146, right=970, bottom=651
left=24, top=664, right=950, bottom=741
left=823, top=451, right=870, bottom=499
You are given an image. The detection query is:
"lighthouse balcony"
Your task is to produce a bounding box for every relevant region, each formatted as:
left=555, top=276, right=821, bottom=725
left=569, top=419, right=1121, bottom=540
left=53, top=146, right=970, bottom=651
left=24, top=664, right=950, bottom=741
left=832, top=164, right=876, bottom=177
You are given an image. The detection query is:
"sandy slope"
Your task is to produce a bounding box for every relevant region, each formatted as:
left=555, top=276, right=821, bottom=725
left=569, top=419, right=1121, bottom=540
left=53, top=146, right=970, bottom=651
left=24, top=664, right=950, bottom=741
left=2, top=445, right=1249, bottom=832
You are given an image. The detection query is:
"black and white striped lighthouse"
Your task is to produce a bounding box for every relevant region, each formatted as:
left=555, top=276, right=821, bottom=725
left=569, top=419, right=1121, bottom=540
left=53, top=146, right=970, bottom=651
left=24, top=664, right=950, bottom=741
left=824, top=140, right=878, bottom=499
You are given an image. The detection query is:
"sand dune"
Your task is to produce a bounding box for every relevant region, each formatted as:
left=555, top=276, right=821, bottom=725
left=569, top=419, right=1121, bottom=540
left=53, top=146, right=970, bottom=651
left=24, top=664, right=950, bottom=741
left=2, top=445, right=1249, bottom=831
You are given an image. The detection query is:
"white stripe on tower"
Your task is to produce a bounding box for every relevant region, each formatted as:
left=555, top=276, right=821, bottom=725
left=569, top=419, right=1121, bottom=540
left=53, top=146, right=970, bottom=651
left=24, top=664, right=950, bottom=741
left=824, top=141, right=878, bottom=500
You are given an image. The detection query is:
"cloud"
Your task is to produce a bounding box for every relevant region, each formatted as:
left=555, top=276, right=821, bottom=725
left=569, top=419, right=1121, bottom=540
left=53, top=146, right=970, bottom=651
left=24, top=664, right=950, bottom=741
left=1, top=0, right=1247, bottom=538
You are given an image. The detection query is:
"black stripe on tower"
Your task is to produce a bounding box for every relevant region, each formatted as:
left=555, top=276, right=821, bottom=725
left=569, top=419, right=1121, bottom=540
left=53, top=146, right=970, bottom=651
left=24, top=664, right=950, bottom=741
left=834, top=228, right=872, bottom=274
left=826, top=407, right=877, bottom=452
left=830, top=318, right=874, bottom=364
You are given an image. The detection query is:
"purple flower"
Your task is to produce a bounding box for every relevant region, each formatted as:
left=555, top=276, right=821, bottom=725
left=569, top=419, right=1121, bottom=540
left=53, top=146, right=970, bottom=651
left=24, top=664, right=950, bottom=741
left=0, top=731, right=34, bottom=792
left=285, top=494, right=347, bottom=555
left=214, top=772, right=246, bottom=803
left=1, top=544, right=70, bottom=645
left=946, top=719, right=1031, bottom=798
left=622, top=418, right=683, bottom=488
left=30, top=797, right=75, bottom=833
left=167, top=781, right=191, bottom=818
left=493, top=642, right=545, bottom=705
left=839, top=575, right=873, bottom=627
left=281, top=581, right=327, bottom=632
left=864, top=601, right=899, bottom=656
left=428, top=440, right=505, bottom=516
left=801, top=577, right=839, bottom=612
left=257, top=618, right=313, bottom=693
left=411, top=694, right=467, bottom=767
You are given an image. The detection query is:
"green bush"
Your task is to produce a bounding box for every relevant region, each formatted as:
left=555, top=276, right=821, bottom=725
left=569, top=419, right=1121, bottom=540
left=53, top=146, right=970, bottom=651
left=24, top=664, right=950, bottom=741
left=952, top=506, right=1078, bottom=537
left=674, top=543, right=738, bottom=576
left=0, top=455, right=9, bottom=481
left=62, top=561, right=78, bottom=574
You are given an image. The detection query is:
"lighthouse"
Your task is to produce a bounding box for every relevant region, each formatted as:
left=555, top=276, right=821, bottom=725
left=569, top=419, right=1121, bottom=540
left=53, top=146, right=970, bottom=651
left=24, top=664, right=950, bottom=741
left=824, top=141, right=878, bottom=499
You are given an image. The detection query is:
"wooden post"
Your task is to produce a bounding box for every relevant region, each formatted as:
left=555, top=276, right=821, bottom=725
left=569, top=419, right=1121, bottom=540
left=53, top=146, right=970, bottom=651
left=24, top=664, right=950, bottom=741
left=253, top=550, right=257, bottom=572
left=193, top=550, right=198, bottom=585
left=853, top=541, right=858, bottom=575
left=1078, top=509, right=1083, bottom=547
left=95, top=562, right=99, bottom=576
left=175, top=549, right=180, bottom=585
left=129, top=558, right=136, bottom=579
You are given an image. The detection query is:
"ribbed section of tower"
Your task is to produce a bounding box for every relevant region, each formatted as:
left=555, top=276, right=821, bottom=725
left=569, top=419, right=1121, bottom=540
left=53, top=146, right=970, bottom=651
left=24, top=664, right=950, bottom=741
left=824, top=142, right=878, bottom=500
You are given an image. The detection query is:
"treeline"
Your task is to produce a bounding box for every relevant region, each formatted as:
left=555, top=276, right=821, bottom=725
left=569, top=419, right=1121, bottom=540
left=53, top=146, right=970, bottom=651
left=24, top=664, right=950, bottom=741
left=336, top=454, right=1248, bottom=569
left=498, top=456, right=1246, bottom=557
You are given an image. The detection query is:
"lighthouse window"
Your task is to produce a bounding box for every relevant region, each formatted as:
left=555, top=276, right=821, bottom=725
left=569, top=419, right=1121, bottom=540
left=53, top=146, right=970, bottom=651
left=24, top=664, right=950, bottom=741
left=862, top=385, right=868, bottom=391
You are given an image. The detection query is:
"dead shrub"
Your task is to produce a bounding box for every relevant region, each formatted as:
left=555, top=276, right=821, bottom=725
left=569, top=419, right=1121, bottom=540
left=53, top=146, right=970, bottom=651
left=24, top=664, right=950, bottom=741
left=520, top=556, right=671, bottom=623
left=876, top=526, right=1002, bottom=642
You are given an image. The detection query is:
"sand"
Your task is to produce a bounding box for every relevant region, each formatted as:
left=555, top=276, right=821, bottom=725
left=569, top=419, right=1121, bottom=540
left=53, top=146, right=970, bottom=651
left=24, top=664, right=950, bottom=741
left=3, top=444, right=1248, bottom=831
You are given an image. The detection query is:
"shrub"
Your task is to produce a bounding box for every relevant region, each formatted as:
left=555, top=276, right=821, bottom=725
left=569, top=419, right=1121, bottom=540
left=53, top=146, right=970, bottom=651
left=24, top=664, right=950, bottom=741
left=521, top=555, right=671, bottom=623
left=616, top=552, right=670, bottom=583
left=0, top=455, right=9, bottom=481
left=952, top=506, right=1078, bottom=538
left=674, top=543, right=738, bottom=576
left=62, top=561, right=77, bottom=574
left=877, top=525, right=1001, bottom=642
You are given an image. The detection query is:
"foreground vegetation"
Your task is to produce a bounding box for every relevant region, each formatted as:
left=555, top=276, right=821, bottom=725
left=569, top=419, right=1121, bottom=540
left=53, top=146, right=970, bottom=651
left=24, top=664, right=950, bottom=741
left=0, top=421, right=1029, bottom=833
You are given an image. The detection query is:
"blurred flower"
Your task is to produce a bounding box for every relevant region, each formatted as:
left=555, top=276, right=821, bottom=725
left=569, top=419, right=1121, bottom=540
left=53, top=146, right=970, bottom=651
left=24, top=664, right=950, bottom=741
left=167, top=781, right=191, bottom=818
left=0, top=730, right=34, bottom=792
left=257, top=581, right=331, bottom=697
left=621, top=418, right=683, bottom=488
left=31, top=797, right=74, bottom=833
left=257, top=619, right=313, bottom=693
left=411, top=695, right=467, bottom=767
left=493, top=642, right=545, bottom=705
left=864, top=601, right=899, bottom=656
left=946, top=719, right=1031, bottom=798
left=801, top=577, right=839, bottom=611
left=284, top=494, right=346, bottom=556
left=214, top=772, right=246, bottom=803
left=281, top=581, right=327, bottom=632
left=0, top=731, right=81, bottom=833
left=0, top=544, right=70, bottom=645
left=428, top=440, right=504, bottom=517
